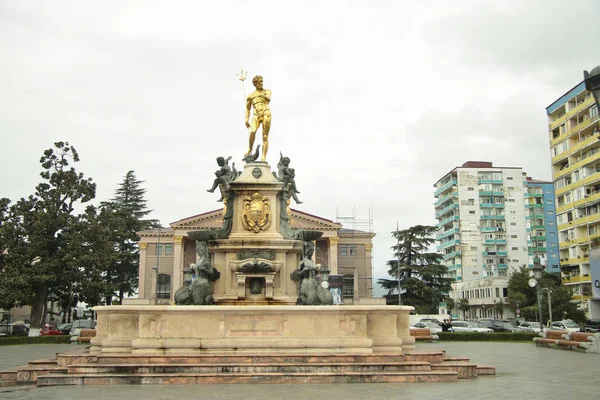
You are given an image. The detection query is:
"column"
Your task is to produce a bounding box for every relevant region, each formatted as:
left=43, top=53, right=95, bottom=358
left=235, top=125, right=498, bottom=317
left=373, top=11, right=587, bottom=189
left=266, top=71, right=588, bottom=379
left=364, top=243, right=373, bottom=298
left=172, top=235, right=185, bottom=302
left=353, top=268, right=359, bottom=302
left=328, top=237, right=339, bottom=274
left=139, top=242, right=148, bottom=300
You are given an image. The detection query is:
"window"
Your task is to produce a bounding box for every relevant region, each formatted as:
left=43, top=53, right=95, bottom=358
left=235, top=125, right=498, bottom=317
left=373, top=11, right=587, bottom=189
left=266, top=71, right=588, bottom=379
left=343, top=275, right=354, bottom=297
left=469, top=210, right=475, bottom=214
left=512, top=247, right=518, bottom=250
left=164, top=243, right=173, bottom=255
left=340, top=244, right=357, bottom=256
left=155, top=244, right=163, bottom=255
left=468, top=187, right=474, bottom=191
left=510, top=222, right=516, bottom=226
left=507, top=177, right=513, bottom=180
left=157, top=274, right=171, bottom=299
left=511, top=235, right=518, bottom=238
left=495, top=287, right=500, bottom=297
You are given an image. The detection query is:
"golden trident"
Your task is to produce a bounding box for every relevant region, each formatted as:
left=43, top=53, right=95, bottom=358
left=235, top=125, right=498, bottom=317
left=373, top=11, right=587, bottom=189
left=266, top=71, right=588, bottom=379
left=236, top=69, right=251, bottom=135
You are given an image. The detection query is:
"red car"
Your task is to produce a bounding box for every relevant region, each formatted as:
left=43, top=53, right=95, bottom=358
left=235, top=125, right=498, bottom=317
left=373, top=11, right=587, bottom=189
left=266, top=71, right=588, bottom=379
left=40, top=324, right=63, bottom=336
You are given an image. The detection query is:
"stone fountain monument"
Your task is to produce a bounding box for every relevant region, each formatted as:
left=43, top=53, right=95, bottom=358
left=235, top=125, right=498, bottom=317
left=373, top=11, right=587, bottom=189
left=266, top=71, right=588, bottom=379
left=90, top=74, right=415, bottom=355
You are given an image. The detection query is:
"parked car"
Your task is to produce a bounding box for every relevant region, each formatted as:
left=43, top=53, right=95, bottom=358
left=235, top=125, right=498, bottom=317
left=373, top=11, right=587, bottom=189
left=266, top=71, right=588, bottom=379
left=582, top=319, right=600, bottom=333
left=57, top=322, right=72, bottom=335
left=40, top=324, right=63, bottom=336
left=411, top=321, right=443, bottom=333
left=6, top=323, right=29, bottom=336
left=419, top=318, right=441, bottom=326
left=449, top=321, right=493, bottom=333
left=501, top=320, right=529, bottom=332
left=476, top=319, right=516, bottom=332
left=548, top=320, right=581, bottom=333
left=69, top=319, right=96, bottom=340
left=518, top=321, right=543, bottom=333
left=69, top=319, right=95, bottom=335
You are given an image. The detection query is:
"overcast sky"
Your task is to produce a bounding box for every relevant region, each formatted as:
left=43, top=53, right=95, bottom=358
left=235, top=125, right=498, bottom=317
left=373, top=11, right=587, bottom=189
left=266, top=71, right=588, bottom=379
left=2, top=1, right=600, bottom=296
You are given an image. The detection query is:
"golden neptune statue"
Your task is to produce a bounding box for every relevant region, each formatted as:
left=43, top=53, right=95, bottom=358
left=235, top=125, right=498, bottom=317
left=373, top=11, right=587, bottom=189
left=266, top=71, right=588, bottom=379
left=245, top=75, right=272, bottom=162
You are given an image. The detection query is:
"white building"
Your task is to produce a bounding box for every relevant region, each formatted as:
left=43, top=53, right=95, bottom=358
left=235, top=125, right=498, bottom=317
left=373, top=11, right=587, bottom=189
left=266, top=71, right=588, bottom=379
left=434, top=161, right=554, bottom=320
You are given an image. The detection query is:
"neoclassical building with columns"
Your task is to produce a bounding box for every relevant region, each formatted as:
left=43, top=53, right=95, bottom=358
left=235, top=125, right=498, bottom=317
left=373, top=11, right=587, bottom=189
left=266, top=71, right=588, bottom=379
left=134, top=208, right=375, bottom=305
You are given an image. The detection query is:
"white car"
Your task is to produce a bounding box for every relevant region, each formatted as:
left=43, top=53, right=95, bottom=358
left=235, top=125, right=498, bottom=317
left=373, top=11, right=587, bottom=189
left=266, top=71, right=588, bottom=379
left=518, top=321, right=543, bottom=333
left=548, top=320, right=581, bottom=333
left=411, top=321, right=443, bottom=334
left=449, top=321, right=493, bottom=333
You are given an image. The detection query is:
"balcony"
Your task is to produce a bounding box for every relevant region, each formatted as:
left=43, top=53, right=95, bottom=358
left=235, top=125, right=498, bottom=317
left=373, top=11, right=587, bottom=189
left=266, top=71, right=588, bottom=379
left=435, top=191, right=458, bottom=207
left=479, top=203, right=494, bottom=209
left=436, top=215, right=459, bottom=227
left=443, top=251, right=462, bottom=260
left=435, top=179, right=457, bottom=196
left=526, top=203, right=544, bottom=209
left=497, top=263, right=508, bottom=269
left=436, top=240, right=460, bottom=251
left=436, top=228, right=459, bottom=240
left=435, top=203, right=459, bottom=218
left=478, top=179, right=503, bottom=185
left=573, top=191, right=600, bottom=209
left=445, top=264, right=462, bottom=270
left=480, top=226, right=497, bottom=232
left=571, top=294, right=593, bottom=301
left=497, top=251, right=508, bottom=256
left=494, top=203, right=505, bottom=209
left=562, top=274, right=591, bottom=285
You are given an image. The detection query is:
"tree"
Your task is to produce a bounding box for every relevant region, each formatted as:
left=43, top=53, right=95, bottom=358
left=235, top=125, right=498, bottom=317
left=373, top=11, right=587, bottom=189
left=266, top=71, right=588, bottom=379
left=377, top=225, right=453, bottom=313
left=507, top=266, right=586, bottom=324
left=458, top=298, right=470, bottom=320
left=446, top=297, right=456, bottom=318
left=492, top=300, right=504, bottom=319
left=100, top=171, right=157, bottom=304
left=0, top=142, right=96, bottom=328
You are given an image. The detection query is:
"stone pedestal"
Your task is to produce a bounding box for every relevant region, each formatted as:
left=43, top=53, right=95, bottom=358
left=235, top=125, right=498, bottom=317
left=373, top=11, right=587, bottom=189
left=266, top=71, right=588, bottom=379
left=90, top=305, right=415, bottom=355
left=205, top=162, right=303, bottom=305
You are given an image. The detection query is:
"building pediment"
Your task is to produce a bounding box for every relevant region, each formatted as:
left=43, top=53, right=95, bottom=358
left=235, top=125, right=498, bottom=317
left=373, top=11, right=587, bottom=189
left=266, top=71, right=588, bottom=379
left=170, top=209, right=225, bottom=230
left=170, top=208, right=342, bottom=232
left=138, top=208, right=343, bottom=237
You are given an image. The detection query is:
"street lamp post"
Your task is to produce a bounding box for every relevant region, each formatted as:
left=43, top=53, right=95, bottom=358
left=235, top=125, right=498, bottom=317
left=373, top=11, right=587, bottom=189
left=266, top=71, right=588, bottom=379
left=542, top=288, right=553, bottom=324
left=532, top=257, right=544, bottom=333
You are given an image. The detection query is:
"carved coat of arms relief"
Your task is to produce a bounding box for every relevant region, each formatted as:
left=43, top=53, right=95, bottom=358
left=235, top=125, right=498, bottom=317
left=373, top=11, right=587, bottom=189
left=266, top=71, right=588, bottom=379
left=241, top=192, right=271, bottom=233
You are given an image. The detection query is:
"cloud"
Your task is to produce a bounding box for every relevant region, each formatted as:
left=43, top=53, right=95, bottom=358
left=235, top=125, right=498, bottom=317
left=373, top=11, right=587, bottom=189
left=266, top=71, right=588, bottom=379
left=1, top=1, right=600, bottom=299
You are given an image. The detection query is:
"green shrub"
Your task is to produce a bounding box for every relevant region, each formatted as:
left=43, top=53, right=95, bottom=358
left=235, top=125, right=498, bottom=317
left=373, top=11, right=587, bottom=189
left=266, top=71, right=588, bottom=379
left=0, top=335, right=71, bottom=346
left=437, top=332, right=539, bottom=341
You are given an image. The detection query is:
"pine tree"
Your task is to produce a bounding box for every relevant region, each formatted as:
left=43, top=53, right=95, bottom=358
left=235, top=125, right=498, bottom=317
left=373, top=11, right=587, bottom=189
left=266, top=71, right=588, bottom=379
left=377, top=225, right=453, bottom=313
left=101, top=171, right=157, bottom=303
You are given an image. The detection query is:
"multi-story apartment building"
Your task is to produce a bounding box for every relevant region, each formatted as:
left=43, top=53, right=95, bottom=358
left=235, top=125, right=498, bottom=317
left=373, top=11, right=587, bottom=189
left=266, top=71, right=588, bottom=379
left=525, top=178, right=560, bottom=273
left=434, top=161, right=558, bottom=319
left=546, top=80, right=600, bottom=309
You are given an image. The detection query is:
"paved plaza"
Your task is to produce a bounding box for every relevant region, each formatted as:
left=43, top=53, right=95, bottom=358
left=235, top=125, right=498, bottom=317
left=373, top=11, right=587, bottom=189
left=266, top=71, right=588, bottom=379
left=0, top=341, right=597, bottom=400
